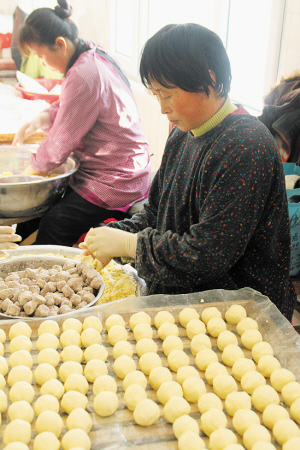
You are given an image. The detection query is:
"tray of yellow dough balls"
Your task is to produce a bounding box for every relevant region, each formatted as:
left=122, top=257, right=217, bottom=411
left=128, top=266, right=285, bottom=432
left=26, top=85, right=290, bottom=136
left=0, top=286, right=299, bottom=450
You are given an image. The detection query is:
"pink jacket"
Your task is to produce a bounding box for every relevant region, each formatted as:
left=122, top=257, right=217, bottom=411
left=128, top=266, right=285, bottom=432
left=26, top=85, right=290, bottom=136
left=31, top=43, right=151, bottom=211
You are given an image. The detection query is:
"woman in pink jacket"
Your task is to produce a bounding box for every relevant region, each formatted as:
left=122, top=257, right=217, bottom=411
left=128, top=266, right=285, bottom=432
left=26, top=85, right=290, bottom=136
left=13, top=0, right=151, bottom=246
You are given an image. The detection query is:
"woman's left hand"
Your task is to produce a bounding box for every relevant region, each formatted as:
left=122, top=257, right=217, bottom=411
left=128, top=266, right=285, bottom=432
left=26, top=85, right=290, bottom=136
left=22, top=165, right=40, bottom=176
left=0, top=226, right=22, bottom=251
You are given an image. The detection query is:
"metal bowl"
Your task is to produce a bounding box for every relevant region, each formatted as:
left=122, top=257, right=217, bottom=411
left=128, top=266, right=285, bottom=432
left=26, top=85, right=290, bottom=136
left=0, top=145, right=80, bottom=217
left=0, top=255, right=105, bottom=320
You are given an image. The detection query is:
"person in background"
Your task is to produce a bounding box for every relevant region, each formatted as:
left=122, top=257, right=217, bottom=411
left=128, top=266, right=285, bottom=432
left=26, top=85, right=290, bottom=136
left=82, top=23, right=296, bottom=321
left=0, top=227, right=21, bottom=255
left=13, top=0, right=151, bottom=247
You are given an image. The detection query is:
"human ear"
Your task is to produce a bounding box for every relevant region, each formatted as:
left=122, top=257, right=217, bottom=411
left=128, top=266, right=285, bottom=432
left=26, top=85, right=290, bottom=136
left=55, top=36, right=67, bottom=52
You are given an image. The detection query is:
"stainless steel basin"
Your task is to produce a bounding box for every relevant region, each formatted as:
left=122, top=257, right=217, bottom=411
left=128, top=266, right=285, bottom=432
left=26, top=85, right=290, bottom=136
left=0, top=145, right=80, bottom=217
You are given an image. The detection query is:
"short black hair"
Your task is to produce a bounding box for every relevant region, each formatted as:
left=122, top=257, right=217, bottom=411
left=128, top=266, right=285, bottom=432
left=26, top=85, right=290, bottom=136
left=140, top=23, right=231, bottom=97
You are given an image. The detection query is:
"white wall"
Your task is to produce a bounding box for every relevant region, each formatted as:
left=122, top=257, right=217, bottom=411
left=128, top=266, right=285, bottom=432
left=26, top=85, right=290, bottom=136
left=278, top=0, right=300, bottom=81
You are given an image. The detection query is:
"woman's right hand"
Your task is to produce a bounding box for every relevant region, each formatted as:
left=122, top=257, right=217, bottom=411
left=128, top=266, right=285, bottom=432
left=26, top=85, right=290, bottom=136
left=0, top=226, right=22, bottom=250
left=12, top=112, right=52, bottom=146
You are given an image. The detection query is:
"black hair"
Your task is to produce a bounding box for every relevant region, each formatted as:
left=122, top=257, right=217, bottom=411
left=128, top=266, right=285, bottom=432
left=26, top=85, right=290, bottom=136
left=18, top=0, right=78, bottom=55
left=140, top=23, right=231, bottom=97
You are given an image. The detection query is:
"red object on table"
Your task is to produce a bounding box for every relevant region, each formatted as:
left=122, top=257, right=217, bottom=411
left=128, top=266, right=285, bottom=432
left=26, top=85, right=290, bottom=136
left=0, top=32, right=12, bottom=49
left=14, top=78, right=63, bottom=104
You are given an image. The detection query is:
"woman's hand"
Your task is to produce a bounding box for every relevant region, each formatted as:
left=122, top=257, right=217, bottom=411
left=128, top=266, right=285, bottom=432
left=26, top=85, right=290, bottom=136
left=0, top=226, right=22, bottom=252
left=12, top=111, right=52, bottom=146
left=81, top=226, right=138, bottom=268
left=21, top=165, right=40, bottom=176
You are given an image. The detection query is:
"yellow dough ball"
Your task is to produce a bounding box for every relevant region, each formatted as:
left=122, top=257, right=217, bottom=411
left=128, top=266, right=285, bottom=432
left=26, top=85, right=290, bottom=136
left=93, top=374, right=118, bottom=395
left=61, top=428, right=91, bottom=450
left=251, top=385, right=280, bottom=412
left=33, top=431, right=60, bottom=450
left=178, top=431, right=206, bottom=450
left=81, top=328, right=101, bottom=348
left=205, top=361, right=228, bottom=385
left=8, top=400, right=34, bottom=423
left=273, top=418, right=300, bottom=446
left=3, top=419, right=31, bottom=446
left=36, top=333, right=59, bottom=351
left=157, top=322, right=179, bottom=340
left=190, top=333, right=211, bottom=356
left=124, top=383, right=147, bottom=411
left=217, top=330, right=238, bottom=351
left=232, top=409, right=261, bottom=436
left=201, top=307, right=222, bottom=324
left=60, top=329, right=81, bottom=348
left=37, top=348, right=60, bottom=367
left=7, top=365, right=32, bottom=386
left=290, top=397, right=300, bottom=424
left=0, top=373, right=6, bottom=389
left=9, top=349, right=33, bottom=369
left=83, top=343, right=108, bottom=362
left=257, top=355, right=281, bottom=378
left=34, top=363, right=57, bottom=385
left=105, top=314, right=125, bottom=331
left=221, top=344, right=245, bottom=367
left=0, top=341, right=4, bottom=356
left=133, top=323, right=153, bottom=341
left=62, top=317, right=83, bottom=334
left=40, top=378, right=64, bottom=399
left=195, top=348, right=218, bottom=371
left=201, top=408, right=228, bottom=436
left=64, top=373, right=89, bottom=395
left=168, top=349, right=190, bottom=372
left=282, top=381, right=300, bottom=406
left=241, top=329, right=263, bottom=350
left=66, top=408, right=93, bottom=433
left=213, top=374, right=237, bottom=399
left=3, top=443, right=30, bottom=450
left=113, top=354, right=136, bottom=379
left=9, top=322, right=32, bottom=340
left=84, top=359, right=107, bottom=383
left=38, top=320, right=60, bottom=337
left=59, top=361, right=83, bottom=383
left=0, top=355, right=8, bottom=376
left=232, top=357, right=256, bottom=382
left=198, top=392, right=223, bottom=414
left=154, top=310, right=175, bottom=329
left=0, top=389, right=8, bottom=413
left=9, top=335, right=32, bottom=353
left=34, top=394, right=60, bottom=416
left=262, top=404, right=290, bottom=429
left=61, top=345, right=83, bottom=363
left=282, top=437, right=300, bottom=450
left=177, top=365, right=200, bottom=385
left=173, top=414, right=199, bottom=439
left=224, top=391, right=252, bottom=416
left=243, top=424, right=271, bottom=450
left=186, top=318, right=206, bottom=339
left=225, top=304, right=247, bottom=324
left=94, top=391, right=119, bottom=417
left=251, top=341, right=274, bottom=363
left=270, top=368, right=295, bottom=392
left=240, top=370, right=266, bottom=395
left=107, top=325, right=128, bottom=346
left=163, top=395, right=191, bottom=423
left=157, top=380, right=183, bottom=405
left=135, top=338, right=157, bottom=357
left=138, top=352, right=162, bottom=375
left=207, top=317, right=227, bottom=337
left=61, top=391, right=88, bottom=414
left=123, top=370, right=148, bottom=391
left=129, top=311, right=151, bottom=330
left=162, top=335, right=184, bottom=356
left=113, top=340, right=134, bottom=359
left=83, top=315, right=102, bottom=333
left=182, top=376, right=206, bottom=403
left=178, top=307, right=200, bottom=328
left=0, top=328, right=6, bottom=343
left=9, top=381, right=34, bottom=403
left=209, top=428, right=237, bottom=450
left=35, top=410, right=64, bottom=437
left=133, top=398, right=160, bottom=426
left=149, top=366, right=173, bottom=393
left=236, top=317, right=258, bottom=336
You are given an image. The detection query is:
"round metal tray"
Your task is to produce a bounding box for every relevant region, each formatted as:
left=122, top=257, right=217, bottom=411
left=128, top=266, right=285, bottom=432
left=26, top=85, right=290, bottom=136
left=0, top=254, right=105, bottom=320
